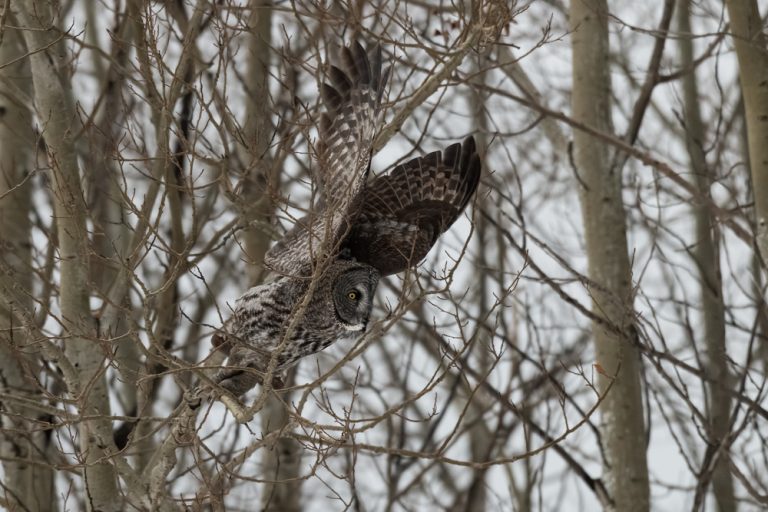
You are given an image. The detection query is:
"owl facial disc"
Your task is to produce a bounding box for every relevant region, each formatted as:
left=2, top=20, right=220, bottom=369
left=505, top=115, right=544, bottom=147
left=332, top=266, right=379, bottom=330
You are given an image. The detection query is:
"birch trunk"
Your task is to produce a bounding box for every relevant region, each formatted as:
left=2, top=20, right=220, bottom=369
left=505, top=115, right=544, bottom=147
left=15, top=2, right=120, bottom=509
left=678, top=3, right=736, bottom=510
left=570, top=1, right=650, bottom=510
left=743, top=102, right=768, bottom=369
left=240, top=0, right=278, bottom=287
left=0, top=17, right=55, bottom=511
left=259, top=370, right=300, bottom=512
left=725, top=0, right=768, bottom=264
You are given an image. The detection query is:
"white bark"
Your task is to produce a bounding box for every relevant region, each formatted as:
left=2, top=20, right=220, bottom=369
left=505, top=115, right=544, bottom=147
left=240, top=0, right=278, bottom=287
left=0, top=15, right=56, bottom=511
left=725, top=0, right=768, bottom=264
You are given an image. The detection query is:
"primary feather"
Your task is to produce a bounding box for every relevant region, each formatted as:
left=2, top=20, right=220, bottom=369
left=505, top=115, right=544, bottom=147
left=342, top=136, right=481, bottom=276
left=265, top=43, right=390, bottom=277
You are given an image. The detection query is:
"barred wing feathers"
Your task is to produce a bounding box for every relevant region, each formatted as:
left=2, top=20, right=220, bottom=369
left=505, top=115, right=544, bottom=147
left=342, top=136, right=481, bottom=276
left=265, top=43, right=390, bottom=276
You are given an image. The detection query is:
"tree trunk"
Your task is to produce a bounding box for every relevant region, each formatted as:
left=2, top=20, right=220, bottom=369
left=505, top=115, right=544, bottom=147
left=742, top=101, right=768, bottom=370
left=15, top=1, right=120, bottom=509
left=259, top=372, right=300, bottom=512
left=570, top=1, right=650, bottom=510
left=0, top=16, right=56, bottom=511
left=677, top=3, right=736, bottom=510
left=725, top=0, right=768, bottom=264
left=240, top=0, right=278, bottom=287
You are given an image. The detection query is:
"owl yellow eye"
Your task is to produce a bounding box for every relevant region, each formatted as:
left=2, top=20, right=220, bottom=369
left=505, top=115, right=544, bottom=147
left=347, top=290, right=359, bottom=301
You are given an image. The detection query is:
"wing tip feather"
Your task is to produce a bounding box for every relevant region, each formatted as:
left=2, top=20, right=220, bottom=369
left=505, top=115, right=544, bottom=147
left=458, top=135, right=482, bottom=209
left=319, top=41, right=388, bottom=137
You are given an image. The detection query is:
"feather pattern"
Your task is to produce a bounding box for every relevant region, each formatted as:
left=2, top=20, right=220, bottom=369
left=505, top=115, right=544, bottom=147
left=341, top=136, right=481, bottom=276
left=265, top=43, right=390, bottom=276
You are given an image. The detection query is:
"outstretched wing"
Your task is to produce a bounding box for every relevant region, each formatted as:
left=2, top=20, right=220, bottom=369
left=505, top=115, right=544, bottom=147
left=341, top=136, right=481, bottom=276
left=265, top=42, right=390, bottom=277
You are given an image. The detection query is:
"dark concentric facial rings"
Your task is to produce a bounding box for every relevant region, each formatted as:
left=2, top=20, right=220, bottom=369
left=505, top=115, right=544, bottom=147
left=332, top=266, right=379, bottom=330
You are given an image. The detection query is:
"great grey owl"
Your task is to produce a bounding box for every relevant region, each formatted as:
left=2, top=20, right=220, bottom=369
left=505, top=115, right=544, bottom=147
left=214, top=42, right=481, bottom=396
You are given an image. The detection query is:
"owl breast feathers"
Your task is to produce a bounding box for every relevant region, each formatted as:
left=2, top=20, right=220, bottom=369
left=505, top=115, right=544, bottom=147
left=215, top=42, right=481, bottom=396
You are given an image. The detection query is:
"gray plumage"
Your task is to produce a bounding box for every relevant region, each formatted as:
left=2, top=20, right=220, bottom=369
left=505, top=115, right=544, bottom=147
left=214, top=42, right=481, bottom=396
left=265, top=42, right=391, bottom=278
left=215, top=260, right=378, bottom=396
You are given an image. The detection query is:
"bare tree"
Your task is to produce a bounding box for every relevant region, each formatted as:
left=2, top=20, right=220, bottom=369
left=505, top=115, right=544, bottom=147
left=570, top=0, right=649, bottom=509
left=1, top=1, right=767, bottom=510
left=15, top=1, right=121, bottom=509
left=677, top=2, right=735, bottom=509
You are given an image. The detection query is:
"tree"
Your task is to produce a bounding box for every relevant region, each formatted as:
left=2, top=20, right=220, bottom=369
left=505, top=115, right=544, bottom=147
left=570, top=0, right=649, bottom=509
left=15, top=1, right=120, bottom=509
left=725, top=0, right=768, bottom=264
left=678, top=2, right=735, bottom=509
left=0, top=1, right=766, bottom=510
left=0, top=13, right=55, bottom=511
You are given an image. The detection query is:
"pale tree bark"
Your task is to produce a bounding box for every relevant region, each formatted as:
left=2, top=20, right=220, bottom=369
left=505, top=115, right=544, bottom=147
left=677, top=3, right=736, bottom=510
left=14, top=2, right=120, bottom=510
left=742, top=101, right=768, bottom=369
left=0, top=17, right=56, bottom=511
left=240, top=0, right=278, bottom=288
left=570, top=1, right=650, bottom=510
left=259, top=379, right=300, bottom=512
left=725, top=0, right=768, bottom=264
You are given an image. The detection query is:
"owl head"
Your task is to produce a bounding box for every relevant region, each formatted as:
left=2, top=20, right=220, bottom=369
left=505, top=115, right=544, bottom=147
left=331, top=262, right=379, bottom=331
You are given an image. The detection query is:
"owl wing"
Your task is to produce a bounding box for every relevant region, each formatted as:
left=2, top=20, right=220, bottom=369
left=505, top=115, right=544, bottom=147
left=341, top=136, right=481, bottom=276
left=265, top=42, right=390, bottom=276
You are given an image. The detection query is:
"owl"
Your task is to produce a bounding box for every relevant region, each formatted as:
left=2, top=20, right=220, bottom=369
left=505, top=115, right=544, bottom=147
left=214, top=42, right=481, bottom=396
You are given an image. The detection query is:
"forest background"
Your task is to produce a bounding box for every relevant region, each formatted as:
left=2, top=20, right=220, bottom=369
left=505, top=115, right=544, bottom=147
left=1, top=0, right=767, bottom=510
